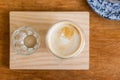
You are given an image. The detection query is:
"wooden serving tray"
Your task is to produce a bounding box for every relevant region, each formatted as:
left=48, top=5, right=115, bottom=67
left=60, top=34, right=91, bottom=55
left=10, top=12, right=89, bottom=70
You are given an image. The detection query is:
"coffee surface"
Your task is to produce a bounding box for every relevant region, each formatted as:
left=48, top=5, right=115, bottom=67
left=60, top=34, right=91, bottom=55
left=61, top=26, right=74, bottom=39
left=48, top=23, right=82, bottom=58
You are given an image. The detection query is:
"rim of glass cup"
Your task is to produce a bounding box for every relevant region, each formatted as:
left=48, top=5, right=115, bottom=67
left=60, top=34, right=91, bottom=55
left=46, top=20, right=85, bottom=59
left=11, top=26, right=40, bottom=55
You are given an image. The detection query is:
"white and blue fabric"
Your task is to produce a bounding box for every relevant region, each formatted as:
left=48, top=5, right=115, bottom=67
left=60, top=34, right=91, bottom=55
left=87, top=0, right=120, bottom=20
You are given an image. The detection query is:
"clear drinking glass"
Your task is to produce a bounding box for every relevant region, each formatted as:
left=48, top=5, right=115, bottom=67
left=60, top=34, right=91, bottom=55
left=11, top=26, right=40, bottom=55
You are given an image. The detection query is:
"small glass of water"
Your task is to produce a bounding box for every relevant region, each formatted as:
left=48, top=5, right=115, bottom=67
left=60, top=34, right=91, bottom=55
left=11, top=27, right=40, bottom=55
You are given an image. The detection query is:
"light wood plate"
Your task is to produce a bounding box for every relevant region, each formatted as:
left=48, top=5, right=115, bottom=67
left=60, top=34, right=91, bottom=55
left=10, top=12, right=89, bottom=70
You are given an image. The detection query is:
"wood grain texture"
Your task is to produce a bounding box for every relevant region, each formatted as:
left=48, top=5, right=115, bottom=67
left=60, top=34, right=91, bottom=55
left=0, top=0, right=120, bottom=80
left=10, top=12, right=89, bottom=70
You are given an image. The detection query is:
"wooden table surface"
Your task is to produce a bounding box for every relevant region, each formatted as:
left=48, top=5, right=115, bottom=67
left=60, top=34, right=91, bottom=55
left=0, top=0, right=120, bottom=80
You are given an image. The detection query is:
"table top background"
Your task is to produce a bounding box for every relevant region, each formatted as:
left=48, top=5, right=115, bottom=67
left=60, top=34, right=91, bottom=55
left=0, top=0, right=120, bottom=80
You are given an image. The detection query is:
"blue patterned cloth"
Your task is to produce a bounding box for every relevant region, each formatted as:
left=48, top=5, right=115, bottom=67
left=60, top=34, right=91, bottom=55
left=87, top=0, right=120, bottom=20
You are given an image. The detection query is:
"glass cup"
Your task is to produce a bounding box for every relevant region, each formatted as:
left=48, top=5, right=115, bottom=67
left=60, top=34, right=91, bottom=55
left=11, top=26, right=40, bottom=55
left=46, top=21, right=85, bottom=59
